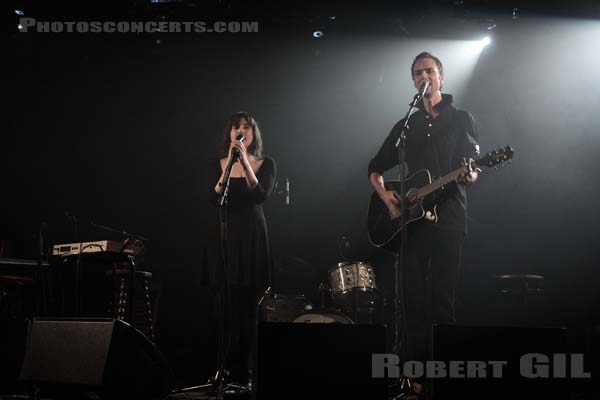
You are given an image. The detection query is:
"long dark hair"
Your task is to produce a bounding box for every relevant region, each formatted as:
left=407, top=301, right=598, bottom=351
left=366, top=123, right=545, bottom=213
left=220, top=111, right=264, bottom=159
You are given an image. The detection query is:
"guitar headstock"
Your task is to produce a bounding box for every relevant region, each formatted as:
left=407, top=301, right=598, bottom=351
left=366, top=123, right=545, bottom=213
left=477, top=146, right=514, bottom=168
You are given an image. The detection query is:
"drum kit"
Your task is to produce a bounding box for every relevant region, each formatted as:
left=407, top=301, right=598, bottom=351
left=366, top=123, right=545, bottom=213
left=260, top=260, right=384, bottom=325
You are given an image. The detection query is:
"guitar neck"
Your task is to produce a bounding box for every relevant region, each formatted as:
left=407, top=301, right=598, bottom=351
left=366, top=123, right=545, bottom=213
left=416, top=167, right=466, bottom=199
left=403, top=146, right=512, bottom=200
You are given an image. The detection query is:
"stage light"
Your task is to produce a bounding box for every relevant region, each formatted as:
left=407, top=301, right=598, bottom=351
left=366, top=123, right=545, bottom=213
left=512, top=8, right=520, bottom=20
left=15, top=9, right=25, bottom=31
left=313, top=30, right=324, bottom=38
left=481, top=36, right=492, bottom=47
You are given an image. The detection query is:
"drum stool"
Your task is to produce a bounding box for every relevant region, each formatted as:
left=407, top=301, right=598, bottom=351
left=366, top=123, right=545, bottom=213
left=105, top=269, right=155, bottom=342
left=493, top=274, right=545, bottom=326
left=495, top=274, right=544, bottom=303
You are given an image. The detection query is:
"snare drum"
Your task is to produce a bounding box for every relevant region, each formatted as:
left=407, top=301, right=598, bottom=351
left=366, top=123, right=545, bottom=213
left=329, top=261, right=377, bottom=307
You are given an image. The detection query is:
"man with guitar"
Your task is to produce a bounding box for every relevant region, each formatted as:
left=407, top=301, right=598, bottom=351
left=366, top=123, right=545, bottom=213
left=368, top=52, right=479, bottom=398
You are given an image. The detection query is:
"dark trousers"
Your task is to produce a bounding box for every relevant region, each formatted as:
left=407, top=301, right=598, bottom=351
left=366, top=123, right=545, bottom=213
left=401, top=223, right=465, bottom=365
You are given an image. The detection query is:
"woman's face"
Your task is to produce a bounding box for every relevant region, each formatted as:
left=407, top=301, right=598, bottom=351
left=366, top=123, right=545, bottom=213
left=230, top=118, right=254, bottom=148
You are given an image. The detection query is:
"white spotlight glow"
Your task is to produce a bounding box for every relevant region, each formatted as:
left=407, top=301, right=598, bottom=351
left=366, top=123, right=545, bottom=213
left=481, top=36, right=492, bottom=47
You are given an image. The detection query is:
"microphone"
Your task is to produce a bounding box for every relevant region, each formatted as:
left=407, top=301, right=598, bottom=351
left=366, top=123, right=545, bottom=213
left=417, top=78, right=430, bottom=99
left=231, top=134, right=246, bottom=161
left=285, top=178, right=290, bottom=206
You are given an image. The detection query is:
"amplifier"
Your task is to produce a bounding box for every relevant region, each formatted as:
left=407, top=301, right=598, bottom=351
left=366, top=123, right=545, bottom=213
left=430, top=324, right=569, bottom=400
left=51, top=240, right=141, bottom=257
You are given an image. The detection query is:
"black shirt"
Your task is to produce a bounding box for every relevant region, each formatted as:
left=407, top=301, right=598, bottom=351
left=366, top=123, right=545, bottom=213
left=368, top=94, right=479, bottom=233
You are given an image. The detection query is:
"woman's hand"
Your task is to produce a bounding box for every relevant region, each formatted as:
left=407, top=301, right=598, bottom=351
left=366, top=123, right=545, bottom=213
left=229, top=139, right=250, bottom=168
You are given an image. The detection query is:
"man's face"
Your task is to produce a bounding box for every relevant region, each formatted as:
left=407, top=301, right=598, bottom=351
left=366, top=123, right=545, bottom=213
left=412, top=57, right=444, bottom=97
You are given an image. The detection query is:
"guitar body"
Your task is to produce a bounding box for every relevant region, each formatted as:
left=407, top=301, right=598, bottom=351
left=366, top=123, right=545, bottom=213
left=366, top=146, right=514, bottom=252
left=367, top=169, right=438, bottom=251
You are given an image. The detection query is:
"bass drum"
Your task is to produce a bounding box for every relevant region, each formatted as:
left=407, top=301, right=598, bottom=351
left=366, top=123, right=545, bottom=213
left=292, top=310, right=354, bottom=324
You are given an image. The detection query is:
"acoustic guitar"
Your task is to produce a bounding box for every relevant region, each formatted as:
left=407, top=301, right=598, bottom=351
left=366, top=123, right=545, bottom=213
left=367, top=146, right=514, bottom=250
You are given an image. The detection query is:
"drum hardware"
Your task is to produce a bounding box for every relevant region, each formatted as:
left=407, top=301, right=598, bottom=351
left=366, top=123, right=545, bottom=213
left=317, top=281, right=330, bottom=309
left=259, top=292, right=312, bottom=323
left=337, top=235, right=352, bottom=262
left=343, top=293, right=385, bottom=325
left=326, top=260, right=384, bottom=325
left=329, top=261, right=377, bottom=312
left=329, top=261, right=377, bottom=304
left=292, top=310, right=354, bottom=324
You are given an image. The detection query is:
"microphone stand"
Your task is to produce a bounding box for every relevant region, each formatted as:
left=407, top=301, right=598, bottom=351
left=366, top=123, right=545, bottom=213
left=175, top=149, right=243, bottom=399
left=67, top=213, right=83, bottom=317
left=214, top=151, right=238, bottom=399
left=37, top=222, right=49, bottom=316
left=392, top=88, right=426, bottom=397
left=89, top=221, right=150, bottom=243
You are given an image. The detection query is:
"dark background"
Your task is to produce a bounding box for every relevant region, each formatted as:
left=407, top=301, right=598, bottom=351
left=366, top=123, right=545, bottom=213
left=5, top=0, right=600, bottom=388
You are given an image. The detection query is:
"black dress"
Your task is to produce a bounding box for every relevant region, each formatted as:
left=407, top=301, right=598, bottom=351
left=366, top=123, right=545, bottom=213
left=200, top=156, right=276, bottom=384
left=202, top=156, right=276, bottom=291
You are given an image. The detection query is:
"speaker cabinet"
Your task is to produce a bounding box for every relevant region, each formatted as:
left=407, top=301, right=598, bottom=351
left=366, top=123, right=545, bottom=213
left=19, top=318, right=174, bottom=399
left=430, top=324, right=569, bottom=400
left=256, top=321, right=387, bottom=399
left=0, top=319, right=29, bottom=394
